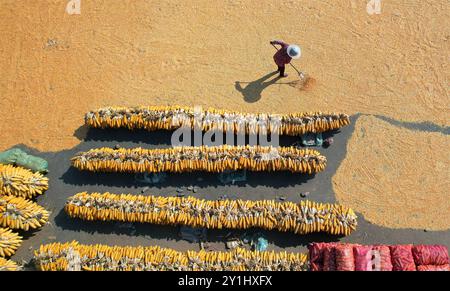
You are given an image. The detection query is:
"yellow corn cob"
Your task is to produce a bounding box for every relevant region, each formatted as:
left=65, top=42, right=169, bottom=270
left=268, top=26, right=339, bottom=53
left=0, top=164, right=49, bottom=199
left=85, top=106, right=350, bottom=135
left=35, top=241, right=308, bottom=271
left=0, top=228, right=22, bottom=257
left=0, top=195, right=49, bottom=231
left=71, top=145, right=327, bottom=174
left=0, top=257, right=19, bottom=271
left=65, top=192, right=357, bottom=236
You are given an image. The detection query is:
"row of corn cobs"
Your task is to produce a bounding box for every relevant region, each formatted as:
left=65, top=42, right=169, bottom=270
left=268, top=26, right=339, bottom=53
left=65, top=192, right=358, bottom=236
left=0, top=196, right=49, bottom=271
left=0, top=195, right=49, bottom=231
left=35, top=241, right=309, bottom=271
left=85, top=106, right=350, bottom=136
left=49, top=107, right=351, bottom=271
left=0, top=257, right=19, bottom=271
left=71, top=146, right=327, bottom=174
left=0, top=164, right=50, bottom=270
left=0, top=164, right=48, bottom=199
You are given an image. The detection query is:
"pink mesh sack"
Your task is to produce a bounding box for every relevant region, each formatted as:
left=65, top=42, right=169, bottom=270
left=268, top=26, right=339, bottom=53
left=412, top=245, right=449, bottom=266
left=390, top=245, right=416, bottom=271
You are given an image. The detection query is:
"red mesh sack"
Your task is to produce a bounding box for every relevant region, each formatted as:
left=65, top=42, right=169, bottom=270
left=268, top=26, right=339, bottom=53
left=354, top=245, right=373, bottom=271
left=412, top=245, right=449, bottom=266
left=309, top=242, right=337, bottom=271
left=417, top=264, right=450, bottom=271
left=323, top=245, right=337, bottom=271
left=390, top=245, right=416, bottom=271
left=335, top=244, right=355, bottom=271
left=308, top=243, right=326, bottom=271
left=372, top=245, right=393, bottom=271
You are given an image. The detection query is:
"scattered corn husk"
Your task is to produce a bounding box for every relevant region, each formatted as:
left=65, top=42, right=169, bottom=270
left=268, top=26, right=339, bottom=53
left=0, top=195, right=49, bottom=231
left=0, top=164, right=49, bottom=199
left=0, top=257, right=19, bottom=271
left=35, top=241, right=309, bottom=271
left=85, top=106, right=350, bottom=135
left=65, top=192, right=357, bottom=236
left=71, top=146, right=326, bottom=174
left=0, top=228, right=22, bottom=257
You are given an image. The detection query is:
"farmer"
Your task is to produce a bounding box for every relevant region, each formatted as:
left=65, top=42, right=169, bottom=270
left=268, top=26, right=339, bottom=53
left=270, top=40, right=301, bottom=78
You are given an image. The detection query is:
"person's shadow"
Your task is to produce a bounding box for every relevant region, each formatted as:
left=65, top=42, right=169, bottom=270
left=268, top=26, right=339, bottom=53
left=235, top=71, right=281, bottom=103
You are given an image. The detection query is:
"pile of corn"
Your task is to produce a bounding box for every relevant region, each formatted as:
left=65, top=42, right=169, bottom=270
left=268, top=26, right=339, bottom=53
left=0, top=195, right=49, bottom=231
left=0, top=257, right=19, bottom=271
left=0, top=228, right=22, bottom=257
left=85, top=106, right=350, bottom=135
left=0, top=163, right=49, bottom=271
left=66, top=192, right=357, bottom=236
left=71, top=146, right=326, bottom=174
left=35, top=241, right=309, bottom=271
left=0, top=164, right=49, bottom=199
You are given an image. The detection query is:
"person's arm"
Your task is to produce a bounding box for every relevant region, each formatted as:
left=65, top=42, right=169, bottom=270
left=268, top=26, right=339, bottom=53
left=270, top=40, right=288, bottom=47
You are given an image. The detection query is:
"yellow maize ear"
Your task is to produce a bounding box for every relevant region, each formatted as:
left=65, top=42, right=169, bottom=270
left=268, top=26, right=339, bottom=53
left=35, top=241, right=308, bottom=271
left=85, top=106, right=350, bottom=136
left=65, top=192, right=357, bottom=236
left=0, top=164, right=49, bottom=199
left=0, top=195, right=49, bottom=231
left=71, top=145, right=327, bottom=174
left=0, top=228, right=22, bottom=257
left=0, top=257, right=20, bottom=271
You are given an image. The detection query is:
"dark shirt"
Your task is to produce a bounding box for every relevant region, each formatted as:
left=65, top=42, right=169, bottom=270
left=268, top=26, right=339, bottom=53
left=272, top=40, right=291, bottom=66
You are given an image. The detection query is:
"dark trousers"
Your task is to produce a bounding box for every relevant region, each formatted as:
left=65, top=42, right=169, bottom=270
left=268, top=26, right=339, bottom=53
left=277, top=65, right=285, bottom=77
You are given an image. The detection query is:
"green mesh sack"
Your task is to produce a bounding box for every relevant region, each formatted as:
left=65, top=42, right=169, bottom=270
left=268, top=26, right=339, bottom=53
left=0, top=148, right=48, bottom=173
left=0, top=148, right=24, bottom=164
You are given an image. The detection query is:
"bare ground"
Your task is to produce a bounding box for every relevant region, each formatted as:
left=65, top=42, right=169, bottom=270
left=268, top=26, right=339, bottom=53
left=333, top=115, right=450, bottom=230
left=0, top=0, right=449, bottom=152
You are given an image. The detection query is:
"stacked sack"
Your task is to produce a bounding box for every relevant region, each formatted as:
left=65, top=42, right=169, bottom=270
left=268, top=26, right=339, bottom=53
left=71, top=146, right=327, bottom=174
left=413, top=245, right=450, bottom=271
left=0, top=154, right=50, bottom=270
left=308, top=243, right=449, bottom=271
left=84, top=106, right=350, bottom=136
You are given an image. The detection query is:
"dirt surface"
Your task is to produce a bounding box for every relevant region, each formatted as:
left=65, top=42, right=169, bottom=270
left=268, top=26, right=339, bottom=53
left=10, top=115, right=450, bottom=268
left=333, top=115, right=450, bottom=231
left=1, top=1, right=449, bottom=269
left=0, top=0, right=449, bottom=152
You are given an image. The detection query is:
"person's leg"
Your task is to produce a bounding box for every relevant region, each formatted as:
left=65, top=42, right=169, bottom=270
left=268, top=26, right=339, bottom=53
left=279, top=66, right=287, bottom=77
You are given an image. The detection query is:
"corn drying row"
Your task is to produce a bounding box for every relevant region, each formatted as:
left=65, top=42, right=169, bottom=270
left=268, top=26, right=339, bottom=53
left=85, top=106, right=350, bottom=135
left=0, top=162, right=49, bottom=270
left=71, top=146, right=326, bottom=174
left=0, top=164, right=49, bottom=199
left=35, top=241, right=309, bottom=271
left=0, top=228, right=22, bottom=257
left=0, top=257, right=19, bottom=271
left=0, top=195, right=49, bottom=231
left=65, top=192, right=357, bottom=236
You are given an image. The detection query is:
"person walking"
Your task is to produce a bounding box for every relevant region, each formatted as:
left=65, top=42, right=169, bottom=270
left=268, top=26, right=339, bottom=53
left=270, top=40, right=301, bottom=78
